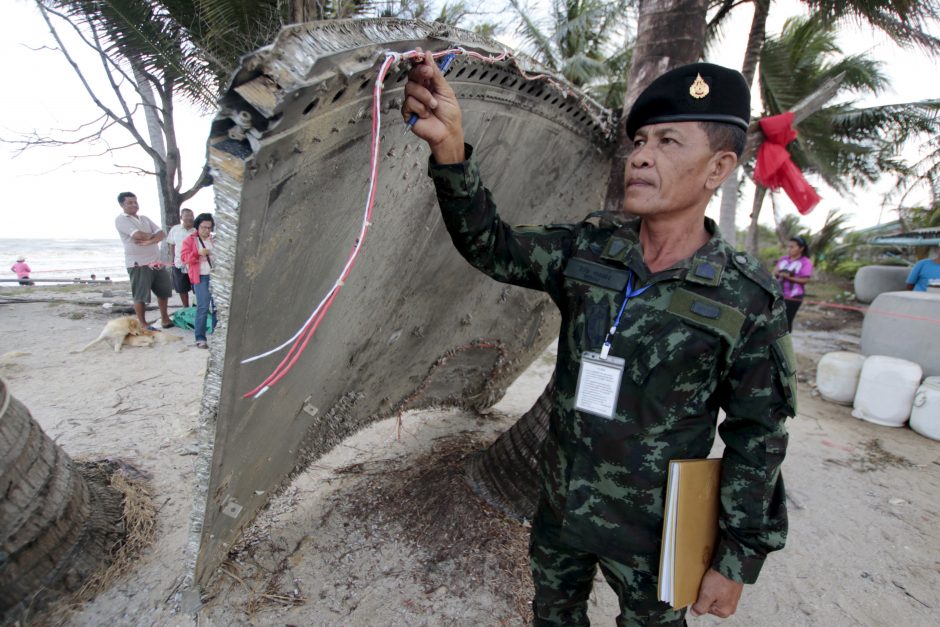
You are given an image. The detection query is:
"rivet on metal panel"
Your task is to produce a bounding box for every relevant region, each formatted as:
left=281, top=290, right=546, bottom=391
left=221, top=495, right=243, bottom=519
left=302, top=396, right=319, bottom=418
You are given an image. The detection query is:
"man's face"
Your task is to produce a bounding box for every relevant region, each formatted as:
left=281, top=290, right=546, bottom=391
left=121, top=195, right=139, bottom=215
left=622, top=122, right=724, bottom=218
left=181, top=211, right=195, bottom=228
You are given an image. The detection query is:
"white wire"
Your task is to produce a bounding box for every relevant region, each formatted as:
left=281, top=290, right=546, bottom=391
left=241, top=53, right=395, bottom=365
left=240, top=48, right=518, bottom=368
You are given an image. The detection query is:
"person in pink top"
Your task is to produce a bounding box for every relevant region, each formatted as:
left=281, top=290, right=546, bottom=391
left=10, top=256, right=33, bottom=286
left=773, top=236, right=813, bottom=331
left=180, top=213, right=217, bottom=349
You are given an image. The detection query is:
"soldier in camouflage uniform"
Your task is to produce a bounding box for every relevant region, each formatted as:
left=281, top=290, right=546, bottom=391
left=403, top=55, right=796, bottom=625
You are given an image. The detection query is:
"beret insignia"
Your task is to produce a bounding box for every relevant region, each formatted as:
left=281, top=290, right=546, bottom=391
left=689, top=73, right=709, bottom=99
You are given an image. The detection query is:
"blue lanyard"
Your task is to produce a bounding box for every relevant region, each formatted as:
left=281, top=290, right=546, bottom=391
left=600, top=271, right=651, bottom=359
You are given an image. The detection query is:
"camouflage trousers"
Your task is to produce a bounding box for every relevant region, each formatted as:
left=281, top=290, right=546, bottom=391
left=530, top=503, right=686, bottom=627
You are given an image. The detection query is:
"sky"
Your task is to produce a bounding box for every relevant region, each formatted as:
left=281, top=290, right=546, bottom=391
left=0, top=0, right=937, bottom=239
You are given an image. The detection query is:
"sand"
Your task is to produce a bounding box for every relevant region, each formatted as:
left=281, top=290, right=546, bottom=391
left=1, top=284, right=938, bottom=626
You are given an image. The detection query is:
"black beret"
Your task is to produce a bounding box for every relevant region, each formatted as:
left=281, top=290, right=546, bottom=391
left=625, top=62, right=750, bottom=139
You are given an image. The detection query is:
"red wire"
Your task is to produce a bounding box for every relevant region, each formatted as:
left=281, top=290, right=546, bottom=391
left=242, top=49, right=533, bottom=399
left=242, top=54, right=395, bottom=399
left=258, top=287, right=342, bottom=393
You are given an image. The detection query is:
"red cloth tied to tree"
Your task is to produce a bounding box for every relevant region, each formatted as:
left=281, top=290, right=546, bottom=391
left=753, top=111, right=821, bottom=215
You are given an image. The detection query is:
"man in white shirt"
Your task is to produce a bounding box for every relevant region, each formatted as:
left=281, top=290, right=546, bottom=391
left=114, top=192, right=173, bottom=328
left=166, top=208, right=196, bottom=307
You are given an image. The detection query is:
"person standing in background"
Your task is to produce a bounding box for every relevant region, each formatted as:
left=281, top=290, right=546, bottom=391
left=181, top=213, right=217, bottom=349
left=11, top=256, right=33, bottom=286
left=167, top=208, right=196, bottom=307
left=774, top=236, right=813, bottom=331
left=114, top=191, right=174, bottom=329
left=905, top=246, right=940, bottom=292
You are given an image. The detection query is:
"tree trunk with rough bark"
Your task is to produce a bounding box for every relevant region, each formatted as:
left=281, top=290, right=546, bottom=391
left=465, top=374, right=553, bottom=520
left=0, top=379, right=125, bottom=622
left=746, top=184, right=768, bottom=255
left=603, top=0, right=709, bottom=214
left=718, top=0, right=771, bottom=240
left=132, top=62, right=170, bottom=230
left=467, top=1, right=710, bottom=519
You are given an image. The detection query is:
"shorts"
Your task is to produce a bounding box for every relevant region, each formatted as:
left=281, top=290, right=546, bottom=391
left=128, top=265, right=172, bottom=304
left=171, top=266, right=193, bottom=293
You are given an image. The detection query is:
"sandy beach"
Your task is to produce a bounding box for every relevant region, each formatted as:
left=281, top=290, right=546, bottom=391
left=1, top=282, right=938, bottom=626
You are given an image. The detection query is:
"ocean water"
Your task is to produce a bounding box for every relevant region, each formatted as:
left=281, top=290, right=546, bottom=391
left=0, top=238, right=130, bottom=283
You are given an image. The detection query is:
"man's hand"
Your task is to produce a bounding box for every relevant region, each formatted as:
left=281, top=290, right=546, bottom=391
left=401, top=50, right=465, bottom=164
left=689, top=569, right=743, bottom=619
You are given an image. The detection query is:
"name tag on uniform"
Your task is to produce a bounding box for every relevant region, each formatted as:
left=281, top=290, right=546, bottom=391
left=574, top=351, right=625, bottom=419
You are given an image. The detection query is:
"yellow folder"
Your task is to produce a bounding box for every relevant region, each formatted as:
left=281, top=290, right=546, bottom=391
left=657, top=458, right=721, bottom=609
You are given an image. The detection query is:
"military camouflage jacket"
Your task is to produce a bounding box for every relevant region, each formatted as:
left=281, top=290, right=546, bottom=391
left=429, top=146, right=796, bottom=584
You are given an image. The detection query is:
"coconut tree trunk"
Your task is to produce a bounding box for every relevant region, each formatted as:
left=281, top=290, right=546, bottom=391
left=132, top=63, right=170, bottom=229
left=717, top=176, right=741, bottom=244
left=469, top=1, right=710, bottom=518
left=465, top=374, right=553, bottom=520
left=0, top=379, right=124, bottom=622
left=746, top=184, right=768, bottom=255
left=717, top=0, right=770, bottom=239
left=603, top=0, right=709, bottom=214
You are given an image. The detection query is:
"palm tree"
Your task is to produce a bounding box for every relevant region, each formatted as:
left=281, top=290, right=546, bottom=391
left=507, top=0, right=634, bottom=107
left=745, top=16, right=940, bottom=253
left=32, top=0, right=390, bottom=230
left=34, top=0, right=223, bottom=229
left=808, top=209, right=852, bottom=268
left=714, top=0, right=940, bottom=240
left=602, top=0, right=709, bottom=211
left=0, top=380, right=125, bottom=622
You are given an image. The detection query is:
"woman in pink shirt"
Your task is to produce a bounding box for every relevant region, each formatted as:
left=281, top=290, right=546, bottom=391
left=10, top=256, right=33, bottom=286
left=180, top=213, right=216, bottom=349
left=774, top=236, right=813, bottom=331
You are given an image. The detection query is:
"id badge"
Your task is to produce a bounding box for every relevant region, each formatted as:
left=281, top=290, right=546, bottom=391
left=574, top=351, right=625, bottom=419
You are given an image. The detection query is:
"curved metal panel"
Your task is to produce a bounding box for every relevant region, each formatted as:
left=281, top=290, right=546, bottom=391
left=187, top=19, right=615, bottom=588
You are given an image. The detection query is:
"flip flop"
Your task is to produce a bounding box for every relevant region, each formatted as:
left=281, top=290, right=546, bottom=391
left=145, top=325, right=161, bottom=331
left=161, top=322, right=175, bottom=329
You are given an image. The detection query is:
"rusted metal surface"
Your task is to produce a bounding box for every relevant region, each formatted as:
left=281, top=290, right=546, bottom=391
left=186, top=18, right=614, bottom=591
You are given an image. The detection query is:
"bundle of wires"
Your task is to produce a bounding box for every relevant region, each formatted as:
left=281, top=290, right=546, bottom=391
left=240, top=46, right=558, bottom=400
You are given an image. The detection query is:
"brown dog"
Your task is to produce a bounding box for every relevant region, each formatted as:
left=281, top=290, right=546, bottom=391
left=74, top=316, right=185, bottom=353
left=127, top=327, right=183, bottom=348
left=75, top=316, right=143, bottom=353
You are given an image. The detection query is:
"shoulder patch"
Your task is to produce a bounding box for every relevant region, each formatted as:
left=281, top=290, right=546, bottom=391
left=668, top=288, right=746, bottom=345
left=731, top=251, right=780, bottom=298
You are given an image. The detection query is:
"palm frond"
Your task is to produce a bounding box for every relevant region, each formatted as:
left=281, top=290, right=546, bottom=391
left=508, top=0, right=558, bottom=70
left=803, top=0, right=940, bottom=55
left=756, top=15, right=922, bottom=192
left=810, top=208, right=852, bottom=265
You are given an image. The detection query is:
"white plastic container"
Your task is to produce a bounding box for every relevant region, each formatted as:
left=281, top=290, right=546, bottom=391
left=910, top=376, right=940, bottom=441
left=852, top=356, right=923, bottom=427
left=816, top=351, right=866, bottom=405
